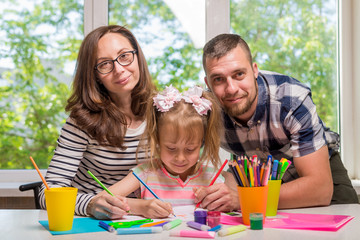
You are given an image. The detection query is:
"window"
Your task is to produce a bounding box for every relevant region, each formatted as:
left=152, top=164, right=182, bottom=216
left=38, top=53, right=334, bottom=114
left=108, top=0, right=205, bottom=90
left=0, top=0, right=83, bottom=169
left=230, top=0, right=338, bottom=133
left=1, top=0, right=359, bottom=189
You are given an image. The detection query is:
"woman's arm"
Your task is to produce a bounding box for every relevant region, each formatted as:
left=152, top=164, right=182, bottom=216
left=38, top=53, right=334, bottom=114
left=38, top=119, right=89, bottom=215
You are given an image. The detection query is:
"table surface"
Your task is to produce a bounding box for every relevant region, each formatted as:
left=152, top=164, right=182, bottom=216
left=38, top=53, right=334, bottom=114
left=1, top=204, right=360, bottom=240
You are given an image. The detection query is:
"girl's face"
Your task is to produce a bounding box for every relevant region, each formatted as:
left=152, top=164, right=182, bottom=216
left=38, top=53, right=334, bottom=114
left=96, top=32, right=140, bottom=101
left=158, top=123, right=203, bottom=182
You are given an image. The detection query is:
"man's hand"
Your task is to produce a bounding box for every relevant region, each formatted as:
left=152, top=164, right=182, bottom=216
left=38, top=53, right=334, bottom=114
left=86, top=192, right=130, bottom=220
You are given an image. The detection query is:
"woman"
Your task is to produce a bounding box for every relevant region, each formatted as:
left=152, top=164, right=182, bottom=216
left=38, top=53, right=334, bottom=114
left=38, top=25, right=156, bottom=219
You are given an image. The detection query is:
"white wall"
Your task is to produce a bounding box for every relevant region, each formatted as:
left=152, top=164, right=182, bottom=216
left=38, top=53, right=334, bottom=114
left=340, top=0, right=360, bottom=180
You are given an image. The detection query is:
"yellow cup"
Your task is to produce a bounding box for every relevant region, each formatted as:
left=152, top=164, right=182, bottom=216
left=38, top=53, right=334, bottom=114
left=237, top=185, right=268, bottom=225
left=266, top=180, right=281, bottom=216
left=45, top=187, right=78, bottom=231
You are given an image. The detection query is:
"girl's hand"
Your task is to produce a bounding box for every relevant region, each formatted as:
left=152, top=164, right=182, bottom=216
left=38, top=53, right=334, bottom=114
left=193, top=183, right=239, bottom=212
left=140, top=199, right=173, bottom=219
left=86, top=191, right=130, bottom=220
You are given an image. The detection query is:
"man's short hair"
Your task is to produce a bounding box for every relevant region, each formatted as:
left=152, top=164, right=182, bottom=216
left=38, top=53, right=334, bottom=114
left=202, top=34, right=253, bottom=74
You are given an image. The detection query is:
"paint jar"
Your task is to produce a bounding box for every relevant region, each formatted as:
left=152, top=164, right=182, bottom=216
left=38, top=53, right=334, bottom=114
left=194, top=210, right=207, bottom=225
left=249, top=213, right=263, bottom=230
left=207, top=211, right=221, bottom=228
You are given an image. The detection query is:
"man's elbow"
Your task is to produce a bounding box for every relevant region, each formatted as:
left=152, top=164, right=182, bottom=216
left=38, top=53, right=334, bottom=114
left=320, top=181, right=333, bottom=206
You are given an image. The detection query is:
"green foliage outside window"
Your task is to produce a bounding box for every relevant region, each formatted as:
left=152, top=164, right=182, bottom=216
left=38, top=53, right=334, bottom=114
left=0, top=0, right=337, bottom=169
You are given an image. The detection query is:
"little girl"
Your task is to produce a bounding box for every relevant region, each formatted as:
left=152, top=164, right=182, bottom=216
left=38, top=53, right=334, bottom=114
left=107, top=85, right=224, bottom=218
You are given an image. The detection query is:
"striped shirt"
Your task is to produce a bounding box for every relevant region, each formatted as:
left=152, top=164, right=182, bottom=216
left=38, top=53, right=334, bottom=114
left=38, top=117, right=147, bottom=216
left=132, top=162, right=225, bottom=206
left=221, top=71, right=340, bottom=182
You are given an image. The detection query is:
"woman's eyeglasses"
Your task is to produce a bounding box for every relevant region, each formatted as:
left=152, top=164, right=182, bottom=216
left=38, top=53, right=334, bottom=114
left=95, top=50, right=137, bottom=74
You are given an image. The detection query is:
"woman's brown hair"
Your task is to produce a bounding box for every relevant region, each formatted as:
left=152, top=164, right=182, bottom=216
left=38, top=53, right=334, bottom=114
left=66, top=25, right=156, bottom=148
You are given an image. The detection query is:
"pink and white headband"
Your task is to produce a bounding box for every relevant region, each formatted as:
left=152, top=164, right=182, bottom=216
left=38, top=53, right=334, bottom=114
left=153, top=85, right=212, bottom=116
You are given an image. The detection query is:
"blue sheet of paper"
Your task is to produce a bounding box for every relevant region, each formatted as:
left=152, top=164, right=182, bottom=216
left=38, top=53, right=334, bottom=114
left=39, top=217, right=112, bottom=235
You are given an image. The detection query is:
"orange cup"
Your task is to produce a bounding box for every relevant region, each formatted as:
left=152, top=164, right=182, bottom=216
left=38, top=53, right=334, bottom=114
left=237, top=185, right=268, bottom=225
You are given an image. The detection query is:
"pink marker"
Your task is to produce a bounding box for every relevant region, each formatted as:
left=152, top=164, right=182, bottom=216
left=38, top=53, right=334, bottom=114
left=170, top=230, right=216, bottom=239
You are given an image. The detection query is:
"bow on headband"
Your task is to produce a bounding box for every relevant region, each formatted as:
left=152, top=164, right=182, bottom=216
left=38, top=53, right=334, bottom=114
left=153, top=85, right=212, bottom=116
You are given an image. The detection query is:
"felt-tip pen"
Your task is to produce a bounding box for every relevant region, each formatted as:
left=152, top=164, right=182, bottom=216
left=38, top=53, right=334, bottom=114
left=163, top=219, right=182, bottom=230
left=271, top=160, right=279, bottom=180
left=208, top=225, right=222, bottom=232
left=116, top=227, right=163, bottom=235
left=140, top=220, right=168, bottom=228
left=186, top=221, right=211, bottom=231
left=170, top=230, right=216, bottom=239
left=218, top=224, right=247, bottom=236
left=99, top=221, right=115, bottom=232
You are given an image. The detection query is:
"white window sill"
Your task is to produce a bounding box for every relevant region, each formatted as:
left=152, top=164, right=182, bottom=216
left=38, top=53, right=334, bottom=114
left=0, top=169, right=46, bottom=197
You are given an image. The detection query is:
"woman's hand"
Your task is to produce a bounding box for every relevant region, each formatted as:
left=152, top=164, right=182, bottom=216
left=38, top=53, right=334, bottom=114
left=86, top=192, right=130, bottom=220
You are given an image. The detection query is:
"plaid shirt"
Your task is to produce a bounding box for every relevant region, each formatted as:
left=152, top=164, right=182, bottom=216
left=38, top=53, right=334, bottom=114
left=221, top=71, right=340, bottom=182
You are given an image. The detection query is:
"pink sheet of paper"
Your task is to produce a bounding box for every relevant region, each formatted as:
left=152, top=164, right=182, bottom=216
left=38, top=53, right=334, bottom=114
left=220, top=212, right=354, bottom=231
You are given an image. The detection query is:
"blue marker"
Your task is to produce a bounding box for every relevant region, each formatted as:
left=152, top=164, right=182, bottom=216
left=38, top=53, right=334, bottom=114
left=117, top=227, right=163, bottom=235
left=208, top=225, right=222, bottom=232
left=99, top=221, right=115, bottom=232
left=267, top=155, right=272, bottom=163
left=271, top=160, right=279, bottom=180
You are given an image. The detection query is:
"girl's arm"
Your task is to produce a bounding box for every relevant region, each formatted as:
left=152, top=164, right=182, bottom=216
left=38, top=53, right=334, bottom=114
left=108, top=171, right=140, bottom=196
left=109, top=172, right=173, bottom=219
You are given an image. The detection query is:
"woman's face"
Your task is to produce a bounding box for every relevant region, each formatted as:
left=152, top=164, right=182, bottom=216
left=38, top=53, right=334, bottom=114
left=96, top=32, right=140, bottom=101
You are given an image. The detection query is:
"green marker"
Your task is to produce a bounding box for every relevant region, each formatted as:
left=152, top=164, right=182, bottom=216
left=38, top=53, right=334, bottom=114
left=163, top=219, right=182, bottom=230
left=87, top=170, right=114, bottom=196
left=279, top=161, right=291, bottom=180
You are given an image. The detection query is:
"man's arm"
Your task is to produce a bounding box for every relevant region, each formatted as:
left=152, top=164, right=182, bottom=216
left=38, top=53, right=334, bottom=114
left=278, top=145, right=333, bottom=209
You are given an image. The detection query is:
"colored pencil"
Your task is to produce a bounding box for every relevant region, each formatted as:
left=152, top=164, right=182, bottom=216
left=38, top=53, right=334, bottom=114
left=88, top=170, right=114, bottom=196
left=132, top=171, right=160, bottom=199
left=228, top=161, right=242, bottom=186
left=234, top=161, right=246, bottom=187
left=195, top=159, right=228, bottom=209
left=30, top=156, right=50, bottom=190
left=132, top=172, right=176, bottom=217
left=239, top=164, right=250, bottom=187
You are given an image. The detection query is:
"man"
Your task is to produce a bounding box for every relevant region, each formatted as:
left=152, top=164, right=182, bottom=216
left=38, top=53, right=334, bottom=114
left=193, top=33, right=358, bottom=211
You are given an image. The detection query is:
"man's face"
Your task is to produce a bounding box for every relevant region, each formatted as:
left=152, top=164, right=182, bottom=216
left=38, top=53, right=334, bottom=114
left=204, top=46, right=259, bottom=122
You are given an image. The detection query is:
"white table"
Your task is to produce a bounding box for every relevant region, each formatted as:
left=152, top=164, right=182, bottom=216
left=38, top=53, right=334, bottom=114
left=1, top=204, right=360, bottom=240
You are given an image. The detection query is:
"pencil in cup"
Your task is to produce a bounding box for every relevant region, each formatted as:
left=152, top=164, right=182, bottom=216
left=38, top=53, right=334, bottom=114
left=229, top=156, right=272, bottom=187
left=228, top=161, right=243, bottom=187
left=30, top=156, right=50, bottom=190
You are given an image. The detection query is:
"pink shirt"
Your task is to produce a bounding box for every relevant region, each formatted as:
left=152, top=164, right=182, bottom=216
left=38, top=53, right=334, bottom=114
left=132, top=162, right=225, bottom=206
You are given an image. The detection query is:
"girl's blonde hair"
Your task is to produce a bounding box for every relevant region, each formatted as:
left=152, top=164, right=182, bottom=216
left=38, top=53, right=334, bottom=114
left=139, top=87, right=223, bottom=172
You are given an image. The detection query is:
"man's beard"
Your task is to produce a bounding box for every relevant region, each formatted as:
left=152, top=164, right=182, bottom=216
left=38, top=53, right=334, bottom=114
left=223, top=79, right=258, bottom=118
